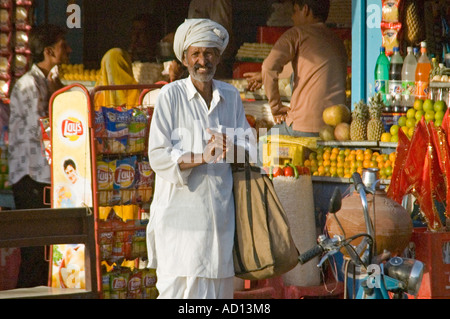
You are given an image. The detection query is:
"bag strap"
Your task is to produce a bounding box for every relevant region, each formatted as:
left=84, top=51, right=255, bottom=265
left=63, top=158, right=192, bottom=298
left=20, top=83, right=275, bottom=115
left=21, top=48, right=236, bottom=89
left=245, top=159, right=262, bottom=269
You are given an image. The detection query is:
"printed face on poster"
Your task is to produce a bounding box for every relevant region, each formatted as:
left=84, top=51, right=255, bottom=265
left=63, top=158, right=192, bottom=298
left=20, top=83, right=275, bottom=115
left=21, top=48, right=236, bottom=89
left=50, top=88, right=93, bottom=289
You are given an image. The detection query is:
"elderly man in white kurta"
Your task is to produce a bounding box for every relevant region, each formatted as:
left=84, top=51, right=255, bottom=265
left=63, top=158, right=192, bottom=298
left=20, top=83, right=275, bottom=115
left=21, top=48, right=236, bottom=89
left=146, top=19, right=256, bottom=299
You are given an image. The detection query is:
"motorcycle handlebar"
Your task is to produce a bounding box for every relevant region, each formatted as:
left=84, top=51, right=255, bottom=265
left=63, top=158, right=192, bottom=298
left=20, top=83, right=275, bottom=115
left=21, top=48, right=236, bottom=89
left=352, top=172, right=364, bottom=190
left=298, top=245, right=324, bottom=265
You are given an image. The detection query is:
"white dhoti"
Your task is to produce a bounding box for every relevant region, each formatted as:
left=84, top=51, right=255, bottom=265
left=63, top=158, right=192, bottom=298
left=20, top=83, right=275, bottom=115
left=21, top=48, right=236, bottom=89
left=156, top=273, right=234, bottom=299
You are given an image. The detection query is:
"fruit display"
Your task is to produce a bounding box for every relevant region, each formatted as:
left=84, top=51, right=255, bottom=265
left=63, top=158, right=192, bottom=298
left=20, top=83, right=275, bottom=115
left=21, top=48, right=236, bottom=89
left=389, top=98, right=447, bottom=141
left=366, top=93, right=386, bottom=141
left=304, top=146, right=396, bottom=180
left=349, top=100, right=369, bottom=141
left=319, top=104, right=351, bottom=141
left=262, top=163, right=310, bottom=179
left=60, top=63, right=101, bottom=82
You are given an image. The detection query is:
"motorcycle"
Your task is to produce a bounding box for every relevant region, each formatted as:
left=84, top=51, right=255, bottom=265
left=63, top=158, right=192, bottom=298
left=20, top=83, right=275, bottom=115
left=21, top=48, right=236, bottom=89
left=298, top=171, right=424, bottom=299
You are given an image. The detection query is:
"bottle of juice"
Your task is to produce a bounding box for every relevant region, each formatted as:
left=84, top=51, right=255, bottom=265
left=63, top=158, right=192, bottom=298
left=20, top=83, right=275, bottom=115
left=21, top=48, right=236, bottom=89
left=388, top=47, right=403, bottom=104
left=415, top=42, right=431, bottom=100
left=374, top=46, right=390, bottom=104
left=401, top=46, right=417, bottom=108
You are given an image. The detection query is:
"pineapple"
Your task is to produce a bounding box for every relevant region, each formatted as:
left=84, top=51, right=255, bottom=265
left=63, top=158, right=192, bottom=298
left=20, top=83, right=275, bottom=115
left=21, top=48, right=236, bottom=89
left=367, top=92, right=386, bottom=141
left=350, top=100, right=369, bottom=141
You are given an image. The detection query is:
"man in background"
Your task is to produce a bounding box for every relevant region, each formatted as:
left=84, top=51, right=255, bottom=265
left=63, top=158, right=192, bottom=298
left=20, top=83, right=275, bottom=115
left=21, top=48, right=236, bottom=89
left=8, top=24, right=71, bottom=287
left=261, top=0, right=348, bottom=135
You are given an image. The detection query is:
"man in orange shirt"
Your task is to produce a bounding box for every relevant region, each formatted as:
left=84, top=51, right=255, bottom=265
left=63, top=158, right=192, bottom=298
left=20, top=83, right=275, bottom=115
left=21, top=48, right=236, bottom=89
left=254, top=0, right=348, bottom=137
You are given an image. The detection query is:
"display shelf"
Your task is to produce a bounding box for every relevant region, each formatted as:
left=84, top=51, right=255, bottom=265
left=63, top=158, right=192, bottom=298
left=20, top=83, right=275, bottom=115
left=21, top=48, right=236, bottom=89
left=61, top=80, right=96, bottom=90
left=430, top=82, right=450, bottom=88
left=312, top=175, right=390, bottom=185
left=317, top=140, right=378, bottom=148
left=317, top=140, right=398, bottom=151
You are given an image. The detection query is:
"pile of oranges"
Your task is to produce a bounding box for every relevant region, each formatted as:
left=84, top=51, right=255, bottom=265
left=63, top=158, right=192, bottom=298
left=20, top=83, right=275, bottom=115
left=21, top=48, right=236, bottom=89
left=304, top=146, right=396, bottom=180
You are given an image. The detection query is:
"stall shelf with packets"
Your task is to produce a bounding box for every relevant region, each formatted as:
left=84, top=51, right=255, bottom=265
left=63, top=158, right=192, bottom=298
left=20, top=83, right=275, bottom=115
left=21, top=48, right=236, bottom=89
left=90, top=84, right=164, bottom=299
left=0, top=0, right=34, bottom=104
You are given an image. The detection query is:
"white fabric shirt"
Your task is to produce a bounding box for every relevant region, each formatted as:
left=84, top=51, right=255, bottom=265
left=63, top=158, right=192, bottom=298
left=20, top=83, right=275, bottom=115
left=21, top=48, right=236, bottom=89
left=147, top=76, right=255, bottom=279
left=8, top=64, right=51, bottom=184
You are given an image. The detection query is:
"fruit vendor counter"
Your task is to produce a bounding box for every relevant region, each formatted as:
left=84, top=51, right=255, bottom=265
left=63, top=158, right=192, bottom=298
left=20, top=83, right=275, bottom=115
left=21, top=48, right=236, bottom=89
left=311, top=140, right=396, bottom=229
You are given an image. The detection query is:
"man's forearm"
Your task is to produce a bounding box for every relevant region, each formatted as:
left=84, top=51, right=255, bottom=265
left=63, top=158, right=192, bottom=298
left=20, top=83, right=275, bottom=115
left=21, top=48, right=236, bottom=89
left=178, top=152, right=204, bottom=170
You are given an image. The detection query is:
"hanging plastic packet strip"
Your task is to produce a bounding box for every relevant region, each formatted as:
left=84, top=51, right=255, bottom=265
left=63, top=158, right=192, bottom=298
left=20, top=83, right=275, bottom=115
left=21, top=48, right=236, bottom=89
left=14, top=4, right=32, bottom=30
left=0, top=32, right=12, bottom=53
left=0, top=8, right=12, bottom=32
left=0, top=54, right=11, bottom=74
left=382, top=0, right=402, bottom=23
left=39, top=117, right=51, bottom=164
left=381, top=22, right=402, bottom=56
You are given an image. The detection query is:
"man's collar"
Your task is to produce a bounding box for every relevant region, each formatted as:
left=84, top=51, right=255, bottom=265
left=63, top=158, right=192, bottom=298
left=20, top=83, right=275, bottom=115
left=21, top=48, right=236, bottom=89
left=185, top=76, right=223, bottom=102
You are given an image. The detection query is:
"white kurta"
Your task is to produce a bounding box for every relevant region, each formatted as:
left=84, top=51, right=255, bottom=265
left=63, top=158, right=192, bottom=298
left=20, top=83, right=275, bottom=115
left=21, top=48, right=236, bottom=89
left=147, top=76, right=255, bottom=279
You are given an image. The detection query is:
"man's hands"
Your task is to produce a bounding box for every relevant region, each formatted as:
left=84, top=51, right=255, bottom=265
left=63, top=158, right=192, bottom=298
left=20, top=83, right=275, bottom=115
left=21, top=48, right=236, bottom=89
left=243, top=72, right=262, bottom=92
left=271, top=104, right=290, bottom=124
left=178, top=128, right=235, bottom=170
left=203, top=128, right=232, bottom=164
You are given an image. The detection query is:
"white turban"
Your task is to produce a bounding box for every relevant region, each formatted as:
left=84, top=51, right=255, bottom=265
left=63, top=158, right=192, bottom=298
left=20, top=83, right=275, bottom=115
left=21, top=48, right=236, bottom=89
left=173, top=18, right=229, bottom=62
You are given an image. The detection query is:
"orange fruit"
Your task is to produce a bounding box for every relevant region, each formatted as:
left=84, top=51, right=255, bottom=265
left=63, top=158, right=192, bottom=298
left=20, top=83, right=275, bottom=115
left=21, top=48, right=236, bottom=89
left=363, top=159, right=371, bottom=168
left=369, top=161, right=378, bottom=168
left=323, top=151, right=331, bottom=161
left=384, top=160, right=392, bottom=168
left=389, top=152, right=396, bottom=163
left=356, top=153, right=364, bottom=161
left=385, top=166, right=393, bottom=176
left=329, top=166, right=338, bottom=176
left=303, top=159, right=311, bottom=167
left=317, top=165, right=325, bottom=176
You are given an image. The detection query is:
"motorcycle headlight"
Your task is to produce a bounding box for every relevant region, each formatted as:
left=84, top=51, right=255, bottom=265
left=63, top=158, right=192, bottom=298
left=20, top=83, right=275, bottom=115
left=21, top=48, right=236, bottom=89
left=385, top=257, right=424, bottom=296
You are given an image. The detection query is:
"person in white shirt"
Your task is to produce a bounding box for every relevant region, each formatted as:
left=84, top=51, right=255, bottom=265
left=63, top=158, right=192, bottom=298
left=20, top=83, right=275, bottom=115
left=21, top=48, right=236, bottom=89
left=8, top=24, right=71, bottom=288
left=58, top=158, right=92, bottom=208
left=147, top=18, right=256, bottom=299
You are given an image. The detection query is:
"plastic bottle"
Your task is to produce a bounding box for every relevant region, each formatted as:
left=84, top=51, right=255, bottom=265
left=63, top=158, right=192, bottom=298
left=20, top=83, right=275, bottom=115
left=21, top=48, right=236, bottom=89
left=388, top=47, right=403, bottom=107
left=415, top=42, right=431, bottom=100
left=374, top=46, right=390, bottom=105
left=401, top=46, right=417, bottom=108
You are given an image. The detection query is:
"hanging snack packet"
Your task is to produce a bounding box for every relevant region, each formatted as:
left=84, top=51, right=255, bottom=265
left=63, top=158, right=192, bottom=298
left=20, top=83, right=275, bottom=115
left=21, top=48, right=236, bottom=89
left=103, top=107, right=132, bottom=154
left=381, top=22, right=401, bottom=56
left=103, top=106, right=132, bottom=138
left=109, top=267, right=129, bottom=299
left=97, top=160, right=114, bottom=191
left=114, top=156, right=137, bottom=190
left=127, top=270, right=142, bottom=299
left=39, top=117, right=51, bottom=164
left=128, top=108, right=147, bottom=138
left=136, top=158, right=154, bottom=203
left=127, top=108, right=147, bottom=153
left=382, top=0, right=401, bottom=23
